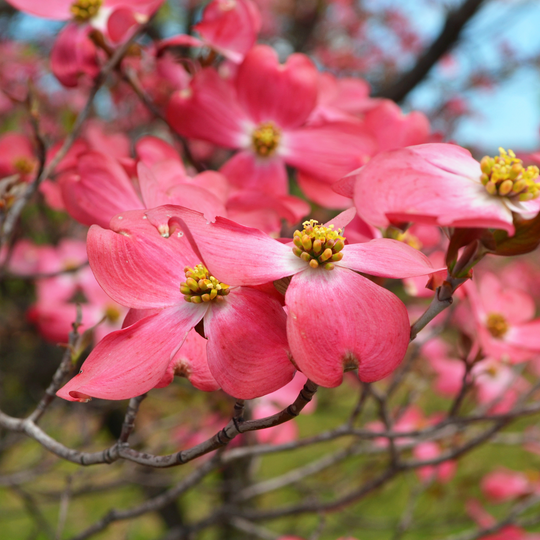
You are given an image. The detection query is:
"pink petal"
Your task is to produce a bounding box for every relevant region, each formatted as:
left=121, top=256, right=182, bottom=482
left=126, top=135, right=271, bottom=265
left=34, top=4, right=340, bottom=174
left=192, top=171, right=230, bottom=202
left=167, top=68, right=251, bottom=148
left=284, top=122, right=376, bottom=182
left=139, top=162, right=224, bottom=219
left=339, top=238, right=438, bottom=278
left=56, top=304, right=206, bottom=401
left=165, top=184, right=227, bottom=221
left=156, top=34, right=205, bottom=53
left=363, top=100, right=430, bottom=152
left=194, top=0, right=261, bottom=63
left=204, top=287, right=294, bottom=399
left=122, top=307, right=160, bottom=328
left=236, top=45, right=318, bottom=129
left=145, top=205, right=306, bottom=286
left=478, top=272, right=535, bottom=325
left=106, top=0, right=163, bottom=15
left=220, top=150, right=288, bottom=195
left=136, top=135, right=185, bottom=171
left=351, top=144, right=515, bottom=234
left=506, top=320, right=540, bottom=351
left=226, top=190, right=309, bottom=231
left=331, top=174, right=355, bottom=199
left=325, top=207, right=357, bottom=230
left=297, top=171, right=353, bottom=209
left=147, top=159, right=190, bottom=191
left=87, top=209, right=200, bottom=309
left=51, top=23, right=100, bottom=88
left=60, top=151, right=142, bottom=228
left=107, top=7, right=139, bottom=43
left=311, top=73, right=373, bottom=123
left=6, top=0, right=71, bottom=19
left=83, top=121, right=131, bottom=159
left=286, top=267, right=410, bottom=386
left=157, top=329, right=220, bottom=392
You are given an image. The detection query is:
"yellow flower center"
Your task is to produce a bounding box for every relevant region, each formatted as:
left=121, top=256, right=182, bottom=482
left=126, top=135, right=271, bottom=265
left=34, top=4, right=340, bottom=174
left=486, top=312, right=508, bottom=339
left=252, top=122, right=281, bottom=157
left=292, top=219, right=345, bottom=271
left=480, top=148, right=540, bottom=202
left=70, top=0, right=102, bottom=21
left=105, top=306, right=121, bottom=324
left=13, top=157, right=35, bottom=175
left=180, top=264, right=230, bottom=303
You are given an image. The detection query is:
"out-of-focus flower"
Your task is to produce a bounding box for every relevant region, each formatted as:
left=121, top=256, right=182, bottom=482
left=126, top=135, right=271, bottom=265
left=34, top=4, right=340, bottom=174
left=461, top=272, right=540, bottom=362
left=0, top=133, right=36, bottom=181
left=482, top=468, right=535, bottom=503
left=167, top=45, right=375, bottom=198
left=6, top=0, right=163, bottom=86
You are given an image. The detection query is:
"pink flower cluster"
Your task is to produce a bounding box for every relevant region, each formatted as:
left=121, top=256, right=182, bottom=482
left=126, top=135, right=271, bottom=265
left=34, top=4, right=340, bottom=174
left=4, top=0, right=540, bottom=422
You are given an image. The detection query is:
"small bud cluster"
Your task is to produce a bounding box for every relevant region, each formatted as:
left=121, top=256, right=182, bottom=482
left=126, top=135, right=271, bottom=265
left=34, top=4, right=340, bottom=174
left=70, top=0, right=103, bottom=21
left=486, top=312, right=508, bottom=338
left=180, top=264, right=230, bottom=303
left=480, top=148, right=540, bottom=201
left=252, top=122, right=281, bottom=157
left=292, top=220, right=345, bottom=271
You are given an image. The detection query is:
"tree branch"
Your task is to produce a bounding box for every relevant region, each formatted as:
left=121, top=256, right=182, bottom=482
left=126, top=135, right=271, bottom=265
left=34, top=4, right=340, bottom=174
left=375, top=0, right=487, bottom=103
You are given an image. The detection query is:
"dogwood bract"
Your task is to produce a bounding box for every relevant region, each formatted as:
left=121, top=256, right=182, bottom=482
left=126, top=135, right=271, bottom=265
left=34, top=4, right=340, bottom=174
left=57, top=208, right=294, bottom=402
left=341, top=143, right=540, bottom=235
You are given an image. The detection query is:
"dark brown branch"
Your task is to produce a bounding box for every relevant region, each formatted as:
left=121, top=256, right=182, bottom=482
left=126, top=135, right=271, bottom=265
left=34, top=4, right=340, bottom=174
left=118, top=394, right=147, bottom=444
left=0, top=381, right=318, bottom=468
left=375, top=0, right=487, bottom=103
left=68, top=453, right=221, bottom=540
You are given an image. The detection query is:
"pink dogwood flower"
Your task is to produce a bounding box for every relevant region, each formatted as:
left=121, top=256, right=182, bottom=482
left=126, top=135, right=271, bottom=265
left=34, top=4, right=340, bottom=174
left=167, top=44, right=375, bottom=197
left=57, top=208, right=295, bottom=402
left=147, top=206, right=439, bottom=387
left=481, top=468, right=535, bottom=503
left=342, top=144, right=540, bottom=235
left=0, top=132, right=36, bottom=180
left=461, top=272, right=540, bottom=362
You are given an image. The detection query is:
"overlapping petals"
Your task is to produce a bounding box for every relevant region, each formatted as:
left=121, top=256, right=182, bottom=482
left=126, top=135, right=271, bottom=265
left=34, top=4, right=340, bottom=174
left=58, top=207, right=295, bottom=401
left=347, top=143, right=536, bottom=234
left=148, top=206, right=439, bottom=387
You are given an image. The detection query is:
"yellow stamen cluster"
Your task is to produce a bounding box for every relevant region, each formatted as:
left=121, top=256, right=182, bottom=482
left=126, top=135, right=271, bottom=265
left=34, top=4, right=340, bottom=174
left=292, top=219, right=345, bottom=271
left=480, top=148, right=540, bottom=201
left=486, top=312, right=508, bottom=339
left=70, top=0, right=102, bottom=21
left=180, top=264, right=230, bottom=303
left=13, top=157, right=35, bottom=175
left=252, top=122, right=281, bottom=157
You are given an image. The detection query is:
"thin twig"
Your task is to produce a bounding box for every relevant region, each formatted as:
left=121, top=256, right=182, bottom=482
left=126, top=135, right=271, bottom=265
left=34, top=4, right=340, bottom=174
left=28, top=308, right=82, bottom=424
